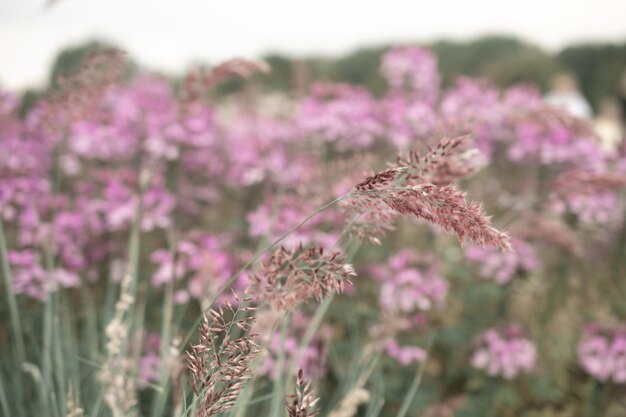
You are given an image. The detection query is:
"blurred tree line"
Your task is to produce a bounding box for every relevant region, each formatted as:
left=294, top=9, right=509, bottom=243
left=22, top=35, right=626, bottom=114
left=274, top=36, right=625, bottom=111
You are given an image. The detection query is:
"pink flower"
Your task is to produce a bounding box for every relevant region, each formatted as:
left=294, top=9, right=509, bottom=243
left=578, top=325, right=626, bottom=383
left=471, top=326, right=537, bottom=379
left=137, top=333, right=179, bottom=389
left=298, top=83, right=383, bottom=150
left=385, top=339, right=427, bottom=365
left=465, top=239, right=540, bottom=284
left=372, top=250, right=448, bottom=313
left=381, top=95, right=439, bottom=149
left=381, top=47, right=440, bottom=103
left=8, top=250, right=80, bottom=300
left=150, top=234, right=245, bottom=304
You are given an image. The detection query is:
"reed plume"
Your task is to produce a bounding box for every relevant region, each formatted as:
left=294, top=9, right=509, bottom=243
left=285, top=370, right=320, bottom=417
left=187, top=299, right=260, bottom=417
left=248, top=245, right=356, bottom=311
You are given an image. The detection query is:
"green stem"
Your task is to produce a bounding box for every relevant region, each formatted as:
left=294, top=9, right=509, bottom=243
left=127, top=190, right=144, bottom=300
left=586, top=380, right=607, bottom=417
left=0, top=375, right=10, bottom=417
left=269, top=316, right=291, bottom=417
left=123, top=178, right=145, bottom=378
left=41, top=245, right=59, bottom=417
left=0, top=217, right=26, bottom=362
left=540, top=259, right=568, bottom=327
left=395, top=332, right=436, bottom=417
left=0, top=217, right=27, bottom=416
left=288, top=295, right=334, bottom=378
left=151, top=235, right=178, bottom=417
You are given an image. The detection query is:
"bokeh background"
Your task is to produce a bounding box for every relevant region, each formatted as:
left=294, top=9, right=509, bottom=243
left=2, top=2, right=626, bottom=417
left=2, top=0, right=626, bottom=106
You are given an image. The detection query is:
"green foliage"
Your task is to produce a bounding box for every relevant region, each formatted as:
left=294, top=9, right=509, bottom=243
left=45, top=36, right=625, bottom=110
left=431, top=36, right=555, bottom=86
left=558, top=43, right=626, bottom=108
left=328, top=47, right=388, bottom=95
left=48, top=40, right=137, bottom=89
left=49, top=40, right=113, bottom=87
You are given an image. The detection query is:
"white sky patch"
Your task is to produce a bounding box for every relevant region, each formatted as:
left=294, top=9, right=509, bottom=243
left=1, top=0, right=625, bottom=90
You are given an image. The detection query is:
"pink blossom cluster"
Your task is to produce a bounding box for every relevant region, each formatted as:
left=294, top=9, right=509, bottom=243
left=138, top=333, right=162, bottom=388
left=371, top=250, right=448, bottom=313
left=471, top=326, right=537, bottom=379
left=548, top=170, right=626, bottom=226
left=150, top=234, right=247, bottom=304
left=295, top=47, right=609, bottom=164
left=465, top=238, right=540, bottom=284
left=1, top=45, right=620, bottom=303
left=8, top=249, right=80, bottom=300
left=385, top=339, right=427, bottom=365
left=380, top=46, right=440, bottom=101
left=297, top=83, right=383, bottom=150
left=505, top=114, right=603, bottom=168
left=578, top=325, right=626, bottom=383
left=381, top=94, right=440, bottom=149
left=551, top=191, right=620, bottom=225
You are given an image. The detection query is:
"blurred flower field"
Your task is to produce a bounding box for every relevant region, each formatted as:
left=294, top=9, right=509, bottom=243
left=1, top=46, right=626, bottom=417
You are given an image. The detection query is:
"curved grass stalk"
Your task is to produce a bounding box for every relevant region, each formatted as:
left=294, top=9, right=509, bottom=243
left=180, top=192, right=352, bottom=348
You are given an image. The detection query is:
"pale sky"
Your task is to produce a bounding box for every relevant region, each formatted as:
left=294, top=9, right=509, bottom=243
left=1, top=0, right=625, bottom=90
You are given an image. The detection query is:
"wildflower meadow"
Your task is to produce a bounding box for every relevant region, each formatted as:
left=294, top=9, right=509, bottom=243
left=1, top=46, right=625, bottom=417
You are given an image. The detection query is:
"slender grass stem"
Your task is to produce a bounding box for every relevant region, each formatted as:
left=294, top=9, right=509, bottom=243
left=53, top=297, right=68, bottom=417
left=0, top=217, right=26, bottom=416
left=41, top=244, right=65, bottom=416
left=394, top=332, right=436, bottom=417
left=586, top=380, right=607, bottom=417
left=41, top=245, right=59, bottom=417
left=269, top=315, right=291, bottom=417
left=0, top=218, right=26, bottom=363
left=0, top=375, right=10, bottom=417
left=287, top=295, right=334, bottom=378
left=150, top=235, right=178, bottom=417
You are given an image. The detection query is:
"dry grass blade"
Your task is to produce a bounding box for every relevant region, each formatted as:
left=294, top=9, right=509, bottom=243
left=345, top=135, right=505, bottom=247
left=350, top=183, right=511, bottom=251
left=248, top=245, right=356, bottom=311
left=285, top=370, right=320, bottom=417
left=396, top=135, right=477, bottom=185
left=187, top=303, right=260, bottom=417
